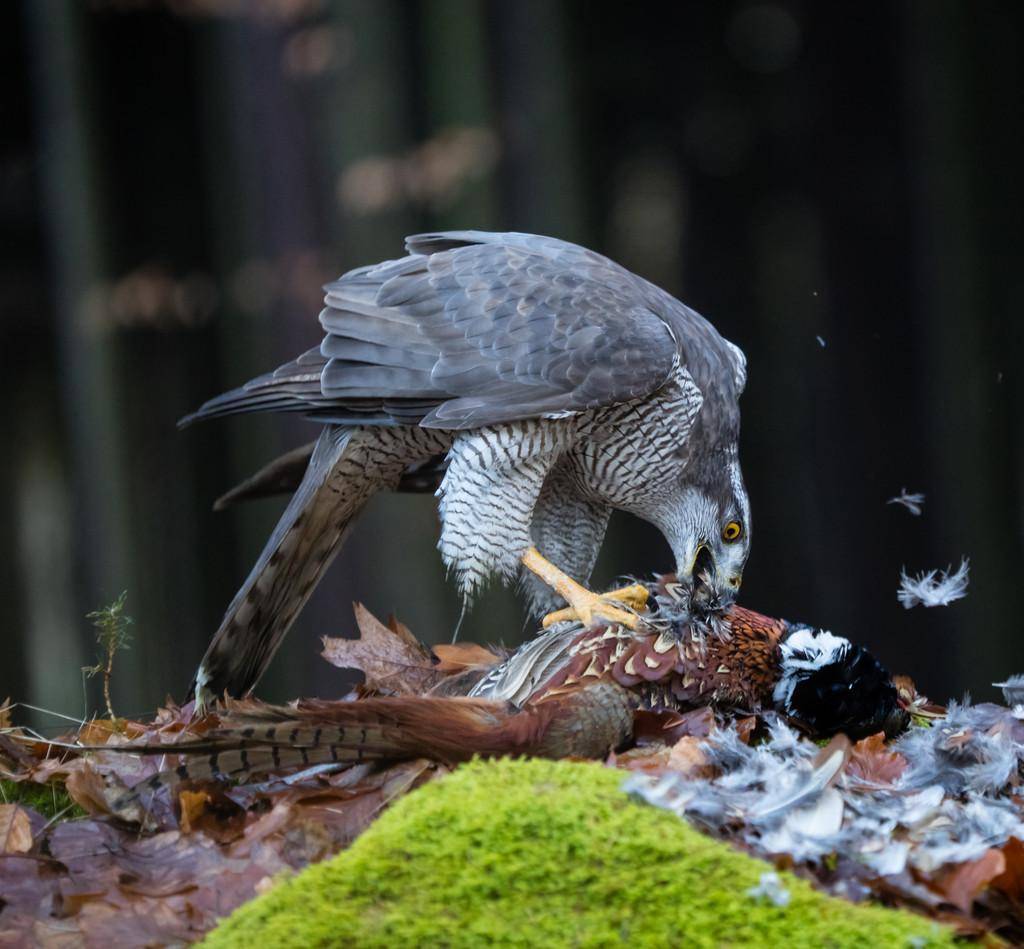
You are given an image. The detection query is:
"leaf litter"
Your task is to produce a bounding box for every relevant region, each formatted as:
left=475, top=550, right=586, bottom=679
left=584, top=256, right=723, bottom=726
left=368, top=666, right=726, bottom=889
left=2, top=603, right=1024, bottom=943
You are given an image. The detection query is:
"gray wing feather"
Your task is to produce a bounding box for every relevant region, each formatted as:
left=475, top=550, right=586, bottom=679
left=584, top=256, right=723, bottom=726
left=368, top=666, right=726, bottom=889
left=468, top=622, right=580, bottom=706
left=183, top=232, right=697, bottom=430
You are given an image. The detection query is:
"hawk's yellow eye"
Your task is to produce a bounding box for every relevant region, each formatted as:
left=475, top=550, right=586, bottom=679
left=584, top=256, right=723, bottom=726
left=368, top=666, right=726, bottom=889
left=722, top=521, right=742, bottom=542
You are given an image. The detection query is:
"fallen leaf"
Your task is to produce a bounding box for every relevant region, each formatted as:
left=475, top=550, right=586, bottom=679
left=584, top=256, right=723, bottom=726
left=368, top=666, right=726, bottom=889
left=611, top=744, right=671, bottom=773
left=321, top=603, right=442, bottom=694
left=176, top=788, right=210, bottom=834
left=992, top=837, right=1024, bottom=901
left=64, top=761, right=118, bottom=816
left=632, top=707, right=715, bottom=745
left=893, top=674, right=947, bottom=722
left=432, top=643, right=501, bottom=674
left=846, top=732, right=906, bottom=786
left=727, top=716, right=755, bottom=744
left=930, top=849, right=1006, bottom=912
left=667, top=736, right=712, bottom=778
left=0, top=804, right=33, bottom=854
left=385, top=614, right=420, bottom=648
left=76, top=719, right=146, bottom=745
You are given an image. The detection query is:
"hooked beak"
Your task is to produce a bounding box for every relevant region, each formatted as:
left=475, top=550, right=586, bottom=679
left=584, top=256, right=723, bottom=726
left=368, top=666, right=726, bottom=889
left=676, top=543, right=741, bottom=614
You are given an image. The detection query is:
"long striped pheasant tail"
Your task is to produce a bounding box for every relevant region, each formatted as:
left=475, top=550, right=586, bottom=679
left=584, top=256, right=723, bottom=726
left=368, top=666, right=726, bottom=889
left=108, top=695, right=560, bottom=812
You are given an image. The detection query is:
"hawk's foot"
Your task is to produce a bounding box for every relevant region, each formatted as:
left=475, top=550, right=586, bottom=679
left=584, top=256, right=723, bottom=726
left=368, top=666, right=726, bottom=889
left=521, top=547, right=648, bottom=630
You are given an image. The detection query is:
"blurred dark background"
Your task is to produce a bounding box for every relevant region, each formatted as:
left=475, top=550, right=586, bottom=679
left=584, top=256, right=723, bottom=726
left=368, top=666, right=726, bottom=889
left=2, top=0, right=1021, bottom=725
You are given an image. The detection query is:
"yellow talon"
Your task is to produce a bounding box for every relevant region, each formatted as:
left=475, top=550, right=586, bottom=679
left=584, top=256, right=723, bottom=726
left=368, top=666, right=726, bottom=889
left=521, top=547, right=648, bottom=629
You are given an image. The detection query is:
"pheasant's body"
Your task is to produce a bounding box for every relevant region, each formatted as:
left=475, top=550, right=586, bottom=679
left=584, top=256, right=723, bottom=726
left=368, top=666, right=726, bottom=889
left=475, top=603, right=786, bottom=712
left=119, top=601, right=888, bottom=806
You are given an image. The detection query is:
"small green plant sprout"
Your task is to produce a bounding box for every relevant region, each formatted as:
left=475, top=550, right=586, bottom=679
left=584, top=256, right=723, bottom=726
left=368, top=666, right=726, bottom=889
left=83, top=591, right=133, bottom=721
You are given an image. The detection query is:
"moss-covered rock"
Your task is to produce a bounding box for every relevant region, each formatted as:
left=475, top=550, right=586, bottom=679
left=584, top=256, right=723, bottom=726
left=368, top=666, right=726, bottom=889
left=204, top=758, right=953, bottom=948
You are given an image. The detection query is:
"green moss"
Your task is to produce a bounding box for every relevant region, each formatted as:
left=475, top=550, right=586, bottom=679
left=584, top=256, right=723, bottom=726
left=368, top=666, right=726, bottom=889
left=204, top=758, right=953, bottom=949
left=0, top=779, right=85, bottom=821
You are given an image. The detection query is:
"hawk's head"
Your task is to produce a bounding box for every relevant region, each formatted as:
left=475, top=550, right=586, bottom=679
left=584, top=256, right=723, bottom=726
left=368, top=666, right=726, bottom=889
left=655, top=447, right=751, bottom=615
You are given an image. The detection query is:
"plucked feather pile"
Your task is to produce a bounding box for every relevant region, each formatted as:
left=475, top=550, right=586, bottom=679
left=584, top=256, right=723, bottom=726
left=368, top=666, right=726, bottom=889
left=625, top=697, right=1024, bottom=928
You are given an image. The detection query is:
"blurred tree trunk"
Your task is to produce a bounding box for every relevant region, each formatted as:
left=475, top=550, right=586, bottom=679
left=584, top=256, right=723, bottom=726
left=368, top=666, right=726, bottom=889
left=904, top=0, right=1024, bottom=677
left=28, top=2, right=227, bottom=717
left=26, top=1, right=125, bottom=718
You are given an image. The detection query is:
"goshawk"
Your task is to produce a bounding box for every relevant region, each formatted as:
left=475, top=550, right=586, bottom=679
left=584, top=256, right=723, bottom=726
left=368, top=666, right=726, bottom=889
left=184, top=231, right=751, bottom=701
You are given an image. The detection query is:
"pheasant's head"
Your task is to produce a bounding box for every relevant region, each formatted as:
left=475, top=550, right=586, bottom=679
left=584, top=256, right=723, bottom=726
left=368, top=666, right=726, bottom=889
left=772, top=626, right=909, bottom=740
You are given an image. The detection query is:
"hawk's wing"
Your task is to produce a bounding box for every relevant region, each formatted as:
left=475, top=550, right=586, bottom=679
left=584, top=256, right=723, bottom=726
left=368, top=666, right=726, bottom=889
left=182, top=231, right=682, bottom=430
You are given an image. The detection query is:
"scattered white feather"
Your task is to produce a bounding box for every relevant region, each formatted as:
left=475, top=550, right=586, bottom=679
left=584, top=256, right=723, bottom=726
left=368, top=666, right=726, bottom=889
left=746, top=872, right=791, bottom=908
left=887, top=488, right=925, bottom=516
left=897, top=558, right=969, bottom=609
left=993, top=674, right=1024, bottom=707
left=626, top=700, right=1024, bottom=887
left=815, top=335, right=826, bottom=348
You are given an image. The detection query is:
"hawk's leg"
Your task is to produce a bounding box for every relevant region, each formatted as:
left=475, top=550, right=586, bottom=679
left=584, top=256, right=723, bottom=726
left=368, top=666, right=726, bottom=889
left=520, top=547, right=648, bottom=629
left=438, top=421, right=574, bottom=599
left=522, top=460, right=647, bottom=628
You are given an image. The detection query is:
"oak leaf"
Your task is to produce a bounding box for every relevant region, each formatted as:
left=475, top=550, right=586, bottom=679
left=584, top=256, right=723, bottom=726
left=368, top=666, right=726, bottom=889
left=321, top=603, right=442, bottom=694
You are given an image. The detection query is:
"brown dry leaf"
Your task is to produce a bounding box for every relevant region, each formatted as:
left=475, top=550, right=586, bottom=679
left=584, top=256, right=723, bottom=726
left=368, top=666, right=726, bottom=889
left=734, top=716, right=757, bottom=744
left=0, top=804, right=33, bottom=854
left=432, top=643, right=501, bottom=674
left=175, top=782, right=247, bottom=844
left=177, top=789, right=211, bottom=834
left=385, top=613, right=420, bottom=648
left=667, top=736, right=712, bottom=778
left=321, top=603, right=442, bottom=694
left=292, top=758, right=440, bottom=853
left=632, top=707, right=715, bottom=745
left=611, top=744, right=672, bottom=773
left=991, top=837, right=1024, bottom=901
left=77, top=719, right=147, bottom=745
left=846, top=732, right=907, bottom=786
left=64, top=761, right=117, bottom=816
left=930, top=849, right=1007, bottom=913
left=27, top=754, right=79, bottom=785
left=0, top=732, right=41, bottom=774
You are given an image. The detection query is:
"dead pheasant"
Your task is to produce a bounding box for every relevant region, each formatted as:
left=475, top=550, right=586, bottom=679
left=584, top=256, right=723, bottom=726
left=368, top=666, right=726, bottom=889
left=100, top=587, right=907, bottom=808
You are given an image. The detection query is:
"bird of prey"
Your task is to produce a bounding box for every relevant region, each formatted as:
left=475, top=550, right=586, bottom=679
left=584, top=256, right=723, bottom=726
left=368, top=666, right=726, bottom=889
left=183, top=231, right=751, bottom=702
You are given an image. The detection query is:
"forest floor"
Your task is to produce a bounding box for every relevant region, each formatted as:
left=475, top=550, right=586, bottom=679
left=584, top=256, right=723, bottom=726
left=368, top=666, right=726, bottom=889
left=1, top=604, right=1023, bottom=945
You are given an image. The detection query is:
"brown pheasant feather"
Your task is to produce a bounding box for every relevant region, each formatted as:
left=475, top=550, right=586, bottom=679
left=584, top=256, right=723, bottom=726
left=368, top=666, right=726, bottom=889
left=86, top=593, right=899, bottom=810
left=524, top=605, right=786, bottom=711
left=110, top=684, right=633, bottom=808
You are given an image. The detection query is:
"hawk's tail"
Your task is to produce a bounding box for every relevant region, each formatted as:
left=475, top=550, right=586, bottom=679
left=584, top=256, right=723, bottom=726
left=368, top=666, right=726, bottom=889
left=192, top=425, right=426, bottom=703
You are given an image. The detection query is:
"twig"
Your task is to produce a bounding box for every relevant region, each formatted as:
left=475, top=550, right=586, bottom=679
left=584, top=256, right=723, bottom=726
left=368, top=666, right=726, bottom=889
left=83, top=592, right=133, bottom=721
